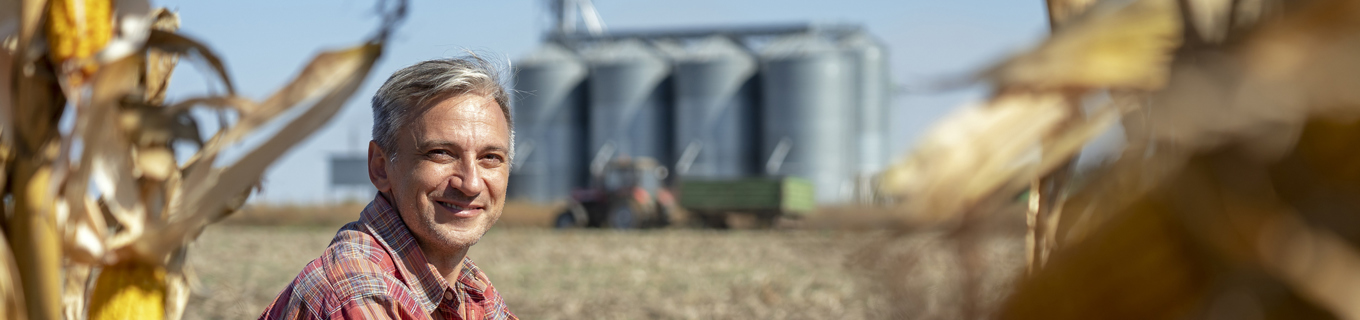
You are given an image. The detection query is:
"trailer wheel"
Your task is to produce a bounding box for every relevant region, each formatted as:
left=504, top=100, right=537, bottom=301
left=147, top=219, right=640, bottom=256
left=694, top=210, right=729, bottom=229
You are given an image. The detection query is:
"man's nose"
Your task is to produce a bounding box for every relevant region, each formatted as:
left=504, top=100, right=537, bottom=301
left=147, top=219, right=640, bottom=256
left=449, top=154, right=486, bottom=196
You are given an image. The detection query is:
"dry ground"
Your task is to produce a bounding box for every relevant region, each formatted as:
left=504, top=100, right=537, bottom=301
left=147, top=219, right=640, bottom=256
left=187, top=203, right=1027, bottom=319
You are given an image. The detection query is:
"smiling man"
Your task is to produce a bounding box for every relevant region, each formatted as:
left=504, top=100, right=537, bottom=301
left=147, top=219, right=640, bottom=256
left=261, top=57, right=518, bottom=320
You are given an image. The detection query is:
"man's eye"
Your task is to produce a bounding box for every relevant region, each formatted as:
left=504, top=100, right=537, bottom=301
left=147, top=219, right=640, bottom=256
left=479, top=154, right=504, bottom=166
left=427, top=150, right=455, bottom=161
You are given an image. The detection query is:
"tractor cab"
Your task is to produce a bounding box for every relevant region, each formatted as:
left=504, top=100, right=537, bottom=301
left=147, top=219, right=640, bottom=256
left=555, top=156, right=676, bottom=228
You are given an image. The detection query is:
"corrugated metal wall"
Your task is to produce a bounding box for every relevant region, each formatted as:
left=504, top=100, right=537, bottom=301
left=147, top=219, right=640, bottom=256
left=509, top=43, right=590, bottom=202
left=673, top=36, right=758, bottom=178
left=510, top=27, right=890, bottom=205
left=759, top=35, right=854, bottom=203
left=582, top=39, right=673, bottom=171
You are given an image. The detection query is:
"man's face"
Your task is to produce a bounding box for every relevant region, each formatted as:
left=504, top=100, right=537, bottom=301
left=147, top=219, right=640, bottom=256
left=369, top=93, right=510, bottom=254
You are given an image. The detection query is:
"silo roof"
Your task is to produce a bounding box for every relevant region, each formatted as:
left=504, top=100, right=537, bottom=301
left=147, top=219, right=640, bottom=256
left=678, top=36, right=753, bottom=62
left=839, top=31, right=885, bottom=50
left=760, top=34, right=839, bottom=59
left=518, top=43, right=583, bottom=66
left=580, top=39, right=666, bottom=64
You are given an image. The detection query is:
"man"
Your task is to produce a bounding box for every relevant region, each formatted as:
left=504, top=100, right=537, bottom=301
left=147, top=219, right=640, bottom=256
left=261, top=57, right=518, bottom=320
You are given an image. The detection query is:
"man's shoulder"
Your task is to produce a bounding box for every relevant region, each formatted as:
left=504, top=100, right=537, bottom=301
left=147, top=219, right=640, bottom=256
left=306, top=221, right=402, bottom=294
left=265, top=221, right=417, bottom=318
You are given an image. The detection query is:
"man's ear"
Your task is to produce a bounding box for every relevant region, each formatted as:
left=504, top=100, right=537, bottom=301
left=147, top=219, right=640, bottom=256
left=368, top=141, right=393, bottom=193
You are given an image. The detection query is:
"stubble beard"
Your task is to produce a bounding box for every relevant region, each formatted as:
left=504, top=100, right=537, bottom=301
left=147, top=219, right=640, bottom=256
left=401, top=199, right=501, bottom=256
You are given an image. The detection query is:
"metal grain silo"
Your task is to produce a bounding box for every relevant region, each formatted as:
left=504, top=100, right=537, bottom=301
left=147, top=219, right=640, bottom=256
left=582, top=39, right=673, bottom=170
left=841, top=32, right=891, bottom=202
left=509, top=43, right=589, bottom=203
left=760, top=34, right=853, bottom=204
left=673, top=36, right=758, bottom=178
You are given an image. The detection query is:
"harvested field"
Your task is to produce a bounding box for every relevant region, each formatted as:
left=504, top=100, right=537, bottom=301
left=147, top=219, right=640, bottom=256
left=184, top=213, right=1026, bottom=319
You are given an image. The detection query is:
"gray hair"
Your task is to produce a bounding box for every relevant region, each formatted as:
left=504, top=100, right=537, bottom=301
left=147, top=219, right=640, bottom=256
left=371, top=55, right=514, bottom=162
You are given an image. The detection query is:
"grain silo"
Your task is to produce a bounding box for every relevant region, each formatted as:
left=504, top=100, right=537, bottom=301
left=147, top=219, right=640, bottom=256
left=509, top=43, right=590, bottom=202
left=581, top=39, right=673, bottom=169
left=841, top=32, right=891, bottom=200
left=673, top=36, right=758, bottom=178
left=760, top=34, right=853, bottom=204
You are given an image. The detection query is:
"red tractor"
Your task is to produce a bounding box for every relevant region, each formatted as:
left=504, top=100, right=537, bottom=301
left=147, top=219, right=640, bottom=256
left=554, top=157, right=677, bottom=229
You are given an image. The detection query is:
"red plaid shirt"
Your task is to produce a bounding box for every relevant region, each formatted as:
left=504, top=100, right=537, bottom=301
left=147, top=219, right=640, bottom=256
left=259, top=194, right=516, bottom=320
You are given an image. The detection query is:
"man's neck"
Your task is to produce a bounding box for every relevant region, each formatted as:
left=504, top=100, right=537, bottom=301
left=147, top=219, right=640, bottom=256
left=422, top=245, right=469, bottom=284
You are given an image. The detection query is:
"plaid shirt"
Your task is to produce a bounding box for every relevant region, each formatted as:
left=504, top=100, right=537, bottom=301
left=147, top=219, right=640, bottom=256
left=259, top=194, right=516, bottom=320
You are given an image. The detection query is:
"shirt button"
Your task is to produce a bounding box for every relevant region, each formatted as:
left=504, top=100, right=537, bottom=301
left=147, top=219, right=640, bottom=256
left=444, top=291, right=454, bottom=300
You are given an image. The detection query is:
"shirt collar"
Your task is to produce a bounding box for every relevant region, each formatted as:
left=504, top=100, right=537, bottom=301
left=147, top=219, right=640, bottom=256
left=359, top=193, right=452, bottom=313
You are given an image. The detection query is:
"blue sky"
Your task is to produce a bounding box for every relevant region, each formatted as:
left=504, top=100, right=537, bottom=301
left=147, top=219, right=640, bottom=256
left=152, top=0, right=1049, bottom=204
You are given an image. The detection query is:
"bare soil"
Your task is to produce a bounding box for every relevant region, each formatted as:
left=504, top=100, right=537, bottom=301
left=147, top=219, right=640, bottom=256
left=184, top=219, right=1025, bottom=319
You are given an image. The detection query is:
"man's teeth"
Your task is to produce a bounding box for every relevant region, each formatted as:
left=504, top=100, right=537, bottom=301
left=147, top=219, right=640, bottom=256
left=439, top=202, right=467, bottom=211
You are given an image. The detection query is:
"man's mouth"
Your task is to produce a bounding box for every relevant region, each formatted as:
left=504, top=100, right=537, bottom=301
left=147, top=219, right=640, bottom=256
left=436, top=200, right=482, bottom=216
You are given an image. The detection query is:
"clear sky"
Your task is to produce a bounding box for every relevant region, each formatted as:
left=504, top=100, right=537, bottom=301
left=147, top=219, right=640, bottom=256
left=152, top=0, right=1049, bottom=204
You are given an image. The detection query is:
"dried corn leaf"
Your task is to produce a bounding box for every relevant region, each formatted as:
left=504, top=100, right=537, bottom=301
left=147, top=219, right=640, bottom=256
left=218, top=43, right=382, bottom=144
left=61, top=196, right=107, bottom=264
left=162, top=246, right=189, bottom=320
left=14, top=0, right=48, bottom=56
left=1257, top=214, right=1360, bottom=319
left=880, top=93, right=1117, bottom=224
left=1106, top=0, right=1360, bottom=167
left=11, top=51, right=64, bottom=155
left=991, top=0, right=1181, bottom=90
left=142, top=8, right=178, bottom=104
left=143, top=8, right=179, bottom=105
left=133, top=146, right=173, bottom=181
left=61, top=264, right=90, bottom=320
left=95, top=0, right=154, bottom=64
left=1183, top=0, right=1234, bottom=42
left=1003, top=146, right=1349, bottom=319
left=1237, top=0, right=1360, bottom=118
left=143, top=29, right=233, bottom=94
left=1046, top=0, right=1100, bottom=29
left=152, top=42, right=383, bottom=261
left=1003, top=0, right=1360, bottom=312
left=1000, top=197, right=1214, bottom=320
left=83, top=55, right=149, bottom=254
left=164, top=95, right=257, bottom=115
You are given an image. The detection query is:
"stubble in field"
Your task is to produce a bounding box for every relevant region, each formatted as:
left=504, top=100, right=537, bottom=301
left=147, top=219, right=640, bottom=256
left=185, top=219, right=1023, bottom=319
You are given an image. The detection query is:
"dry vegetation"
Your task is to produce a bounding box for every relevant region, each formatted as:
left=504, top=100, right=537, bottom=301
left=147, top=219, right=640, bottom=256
left=11, top=0, right=1360, bottom=319
left=227, top=201, right=562, bottom=228
left=190, top=201, right=1027, bottom=319
left=880, top=0, right=1360, bottom=318
left=184, top=221, right=1025, bottom=319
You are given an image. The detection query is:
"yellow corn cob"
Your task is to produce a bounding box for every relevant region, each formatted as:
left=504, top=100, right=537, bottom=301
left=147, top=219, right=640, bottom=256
left=88, top=262, right=165, bottom=320
left=46, top=0, right=113, bottom=80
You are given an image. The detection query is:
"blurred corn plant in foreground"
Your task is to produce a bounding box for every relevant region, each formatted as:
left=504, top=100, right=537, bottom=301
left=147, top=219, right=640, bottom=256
left=0, top=0, right=405, bottom=319
left=881, top=0, right=1360, bottom=318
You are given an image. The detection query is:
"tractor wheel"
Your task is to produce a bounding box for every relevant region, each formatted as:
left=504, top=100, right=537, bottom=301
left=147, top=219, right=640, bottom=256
left=553, top=202, right=588, bottom=229
left=607, top=204, right=641, bottom=229
left=553, top=211, right=577, bottom=229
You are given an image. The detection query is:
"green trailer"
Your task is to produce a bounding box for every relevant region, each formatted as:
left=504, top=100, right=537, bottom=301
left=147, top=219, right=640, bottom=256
left=676, top=177, right=815, bottom=228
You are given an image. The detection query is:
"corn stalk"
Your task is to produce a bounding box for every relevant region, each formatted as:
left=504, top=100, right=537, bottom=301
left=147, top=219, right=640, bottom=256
left=883, top=0, right=1360, bottom=318
left=0, top=0, right=407, bottom=319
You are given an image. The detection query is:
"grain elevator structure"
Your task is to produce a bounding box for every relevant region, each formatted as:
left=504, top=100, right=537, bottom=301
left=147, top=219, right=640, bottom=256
left=510, top=1, right=891, bottom=205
